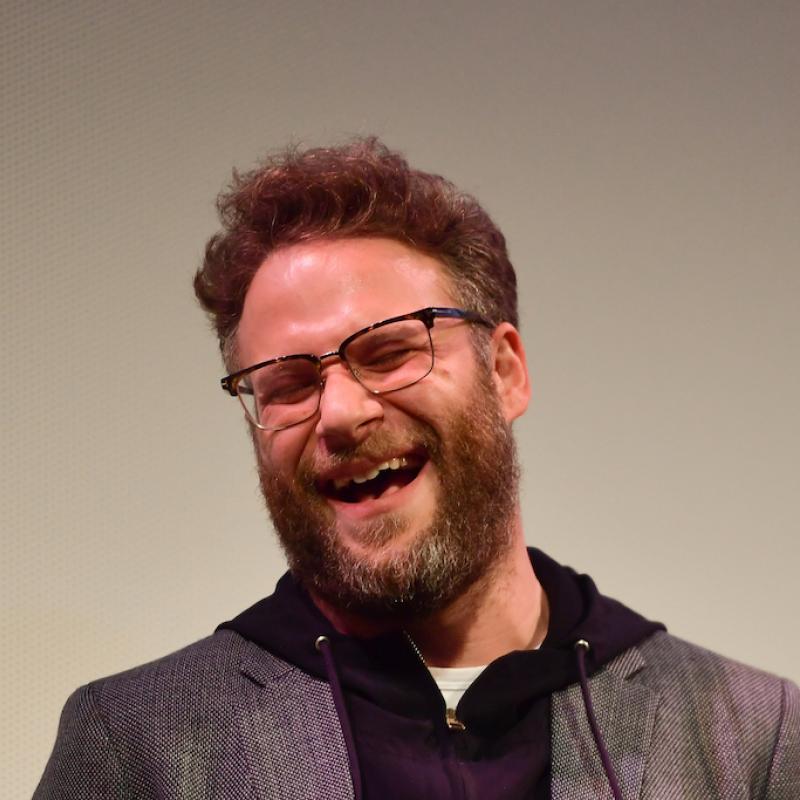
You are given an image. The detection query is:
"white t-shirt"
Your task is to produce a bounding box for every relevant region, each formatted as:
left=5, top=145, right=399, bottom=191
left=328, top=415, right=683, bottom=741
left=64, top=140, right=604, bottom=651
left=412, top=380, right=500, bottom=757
left=428, top=664, right=488, bottom=711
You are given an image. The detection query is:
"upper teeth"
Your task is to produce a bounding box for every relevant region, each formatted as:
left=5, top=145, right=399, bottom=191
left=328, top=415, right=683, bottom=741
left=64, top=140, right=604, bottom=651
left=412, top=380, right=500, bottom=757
left=333, top=457, right=408, bottom=490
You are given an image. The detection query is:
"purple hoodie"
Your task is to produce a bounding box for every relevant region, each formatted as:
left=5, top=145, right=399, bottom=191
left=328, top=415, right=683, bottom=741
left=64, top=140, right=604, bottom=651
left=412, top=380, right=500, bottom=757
left=220, top=548, right=664, bottom=799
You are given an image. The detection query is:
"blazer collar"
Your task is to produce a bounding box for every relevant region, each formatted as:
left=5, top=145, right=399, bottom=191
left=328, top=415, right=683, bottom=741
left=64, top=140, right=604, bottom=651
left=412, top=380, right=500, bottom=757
left=237, top=641, right=356, bottom=799
left=550, top=644, right=659, bottom=800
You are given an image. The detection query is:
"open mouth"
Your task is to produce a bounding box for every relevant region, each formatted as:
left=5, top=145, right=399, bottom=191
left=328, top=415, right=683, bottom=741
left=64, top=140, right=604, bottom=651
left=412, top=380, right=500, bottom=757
left=318, top=454, right=426, bottom=504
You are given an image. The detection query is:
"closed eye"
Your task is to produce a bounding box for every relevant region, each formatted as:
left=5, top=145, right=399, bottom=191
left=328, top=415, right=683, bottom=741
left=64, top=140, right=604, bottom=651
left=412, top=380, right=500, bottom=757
left=359, top=345, right=420, bottom=373
left=259, top=379, right=318, bottom=406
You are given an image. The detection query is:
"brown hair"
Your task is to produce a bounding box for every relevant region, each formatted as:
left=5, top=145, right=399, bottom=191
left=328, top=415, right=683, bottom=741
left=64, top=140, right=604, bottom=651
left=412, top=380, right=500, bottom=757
left=194, top=137, right=518, bottom=367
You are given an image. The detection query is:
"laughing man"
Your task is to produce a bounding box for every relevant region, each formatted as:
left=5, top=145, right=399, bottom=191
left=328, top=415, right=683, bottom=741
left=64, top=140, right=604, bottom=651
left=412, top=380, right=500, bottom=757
left=36, top=139, right=799, bottom=799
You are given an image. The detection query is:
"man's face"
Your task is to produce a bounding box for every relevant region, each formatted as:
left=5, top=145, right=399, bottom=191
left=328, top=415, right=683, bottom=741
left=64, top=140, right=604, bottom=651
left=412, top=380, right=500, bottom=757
left=236, top=237, right=523, bottom=617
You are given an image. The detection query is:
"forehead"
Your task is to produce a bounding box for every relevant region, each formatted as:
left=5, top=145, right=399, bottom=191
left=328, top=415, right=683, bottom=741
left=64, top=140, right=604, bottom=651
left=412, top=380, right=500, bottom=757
left=236, top=237, right=457, bottom=361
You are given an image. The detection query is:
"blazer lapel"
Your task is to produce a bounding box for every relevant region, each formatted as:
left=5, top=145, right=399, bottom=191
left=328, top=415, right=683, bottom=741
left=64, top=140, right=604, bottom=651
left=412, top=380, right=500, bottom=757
left=235, top=641, right=355, bottom=800
left=551, top=646, right=659, bottom=800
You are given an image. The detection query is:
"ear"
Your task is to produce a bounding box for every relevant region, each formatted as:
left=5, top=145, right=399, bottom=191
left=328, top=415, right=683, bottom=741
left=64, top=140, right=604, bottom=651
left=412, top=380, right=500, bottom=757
left=489, top=322, right=531, bottom=422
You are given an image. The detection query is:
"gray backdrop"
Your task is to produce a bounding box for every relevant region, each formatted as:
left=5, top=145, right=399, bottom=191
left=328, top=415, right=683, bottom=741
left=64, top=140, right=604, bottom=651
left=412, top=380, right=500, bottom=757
left=3, top=2, right=798, bottom=796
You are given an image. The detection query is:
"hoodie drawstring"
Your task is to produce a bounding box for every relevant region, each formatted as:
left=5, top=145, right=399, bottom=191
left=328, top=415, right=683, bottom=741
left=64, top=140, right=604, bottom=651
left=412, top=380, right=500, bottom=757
left=316, top=635, right=363, bottom=800
left=574, top=639, right=623, bottom=800
left=316, top=633, right=621, bottom=800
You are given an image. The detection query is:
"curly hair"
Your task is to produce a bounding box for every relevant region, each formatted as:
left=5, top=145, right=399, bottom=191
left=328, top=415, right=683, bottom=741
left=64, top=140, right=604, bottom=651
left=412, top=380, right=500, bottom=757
left=194, top=137, right=518, bottom=367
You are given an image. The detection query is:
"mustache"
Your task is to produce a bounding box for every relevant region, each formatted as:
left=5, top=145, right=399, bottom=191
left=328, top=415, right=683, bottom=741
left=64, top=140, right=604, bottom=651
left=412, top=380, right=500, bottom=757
left=299, top=426, right=442, bottom=484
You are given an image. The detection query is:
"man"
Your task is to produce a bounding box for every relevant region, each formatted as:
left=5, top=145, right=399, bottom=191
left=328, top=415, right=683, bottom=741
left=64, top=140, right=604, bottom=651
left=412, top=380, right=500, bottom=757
left=36, top=139, right=798, bottom=798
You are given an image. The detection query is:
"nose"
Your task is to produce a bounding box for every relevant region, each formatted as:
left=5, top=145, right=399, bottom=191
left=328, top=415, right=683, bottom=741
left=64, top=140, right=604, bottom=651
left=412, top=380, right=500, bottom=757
left=314, top=364, right=384, bottom=447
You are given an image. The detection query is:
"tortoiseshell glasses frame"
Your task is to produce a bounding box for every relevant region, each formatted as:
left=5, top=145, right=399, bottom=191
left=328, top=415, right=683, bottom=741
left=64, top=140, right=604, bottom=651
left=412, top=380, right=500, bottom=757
left=220, top=306, right=493, bottom=431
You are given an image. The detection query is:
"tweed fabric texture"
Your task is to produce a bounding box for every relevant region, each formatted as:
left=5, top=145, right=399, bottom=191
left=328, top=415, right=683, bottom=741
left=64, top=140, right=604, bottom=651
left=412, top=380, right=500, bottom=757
left=552, top=632, right=799, bottom=799
left=36, top=629, right=799, bottom=799
left=35, top=630, right=354, bottom=799
left=634, top=633, right=800, bottom=799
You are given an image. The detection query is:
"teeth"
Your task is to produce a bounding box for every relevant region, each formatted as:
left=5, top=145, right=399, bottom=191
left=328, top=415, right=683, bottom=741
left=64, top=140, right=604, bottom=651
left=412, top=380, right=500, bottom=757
left=331, top=456, right=409, bottom=491
left=353, top=468, right=380, bottom=484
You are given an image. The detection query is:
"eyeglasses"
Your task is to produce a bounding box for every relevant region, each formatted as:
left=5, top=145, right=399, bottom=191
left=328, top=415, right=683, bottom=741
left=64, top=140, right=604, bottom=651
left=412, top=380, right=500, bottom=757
left=221, top=307, right=493, bottom=431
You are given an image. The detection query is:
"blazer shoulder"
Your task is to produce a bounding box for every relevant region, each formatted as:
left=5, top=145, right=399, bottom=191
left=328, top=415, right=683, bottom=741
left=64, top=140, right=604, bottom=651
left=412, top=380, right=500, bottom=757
left=89, top=629, right=249, bottom=691
left=634, top=630, right=798, bottom=795
left=637, top=630, right=794, bottom=701
left=75, top=628, right=275, bottom=732
left=35, top=631, right=267, bottom=798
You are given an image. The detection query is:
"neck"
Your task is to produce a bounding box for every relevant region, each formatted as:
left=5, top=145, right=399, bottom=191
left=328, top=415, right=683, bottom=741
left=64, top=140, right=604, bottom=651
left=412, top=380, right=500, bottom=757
left=311, top=520, right=548, bottom=668
left=407, top=530, right=547, bottom=667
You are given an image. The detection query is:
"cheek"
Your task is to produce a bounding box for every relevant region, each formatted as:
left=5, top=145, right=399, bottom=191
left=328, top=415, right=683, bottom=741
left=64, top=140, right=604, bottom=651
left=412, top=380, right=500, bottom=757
left=400, top=363, right=479, bottom=415
left=258, top=425, right=312, bottom=478
left=431, top=344, right=482, bottom=392
left=384, top=385, right=455, bottom=433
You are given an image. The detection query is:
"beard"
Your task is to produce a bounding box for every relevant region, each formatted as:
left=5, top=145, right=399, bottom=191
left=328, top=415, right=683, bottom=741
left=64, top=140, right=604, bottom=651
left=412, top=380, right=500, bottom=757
left=256, top=369, right=521, bottom=620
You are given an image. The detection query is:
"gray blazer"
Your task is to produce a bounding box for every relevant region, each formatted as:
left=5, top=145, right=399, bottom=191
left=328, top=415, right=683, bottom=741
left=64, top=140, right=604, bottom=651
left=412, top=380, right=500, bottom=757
left=35, top=630, right=799, bottom=799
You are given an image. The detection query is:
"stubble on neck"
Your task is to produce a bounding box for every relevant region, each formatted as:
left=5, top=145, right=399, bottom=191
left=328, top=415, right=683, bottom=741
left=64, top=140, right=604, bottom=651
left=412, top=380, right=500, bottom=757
left=405, top=520, right=548, bottom=667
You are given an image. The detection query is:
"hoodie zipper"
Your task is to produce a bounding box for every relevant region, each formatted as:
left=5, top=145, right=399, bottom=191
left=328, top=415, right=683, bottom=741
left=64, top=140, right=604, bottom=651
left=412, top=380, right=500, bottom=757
left=404, top=632, right=467, bottom=731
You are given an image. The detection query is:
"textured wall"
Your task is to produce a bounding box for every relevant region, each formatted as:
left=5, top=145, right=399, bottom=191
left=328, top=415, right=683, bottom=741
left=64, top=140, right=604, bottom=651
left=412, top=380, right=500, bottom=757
left=3, top=2, right=798, bottom=795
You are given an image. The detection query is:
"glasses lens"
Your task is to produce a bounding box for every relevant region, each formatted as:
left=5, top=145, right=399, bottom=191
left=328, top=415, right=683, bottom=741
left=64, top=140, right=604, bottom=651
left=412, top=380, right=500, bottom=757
left=237, top=358, right=320, bottom=430
left=345, top=318, right=433, bottom=393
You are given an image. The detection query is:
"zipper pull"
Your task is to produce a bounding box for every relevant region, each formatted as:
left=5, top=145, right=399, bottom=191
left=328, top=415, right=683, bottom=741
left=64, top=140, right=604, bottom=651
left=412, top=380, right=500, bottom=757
left=445, top=707, right=466, bottom=731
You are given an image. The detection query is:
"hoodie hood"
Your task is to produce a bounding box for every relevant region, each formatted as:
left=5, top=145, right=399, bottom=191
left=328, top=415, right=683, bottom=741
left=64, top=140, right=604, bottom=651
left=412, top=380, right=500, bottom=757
left=219, top=548, right=663, bottom=725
